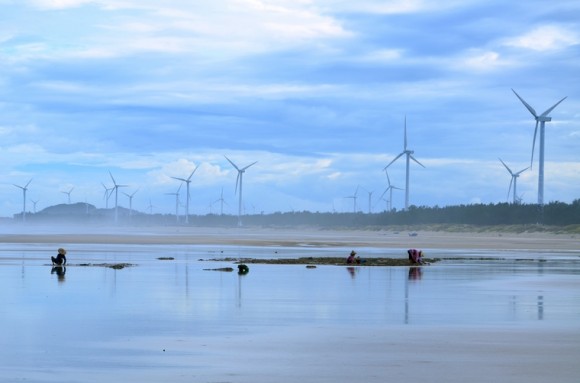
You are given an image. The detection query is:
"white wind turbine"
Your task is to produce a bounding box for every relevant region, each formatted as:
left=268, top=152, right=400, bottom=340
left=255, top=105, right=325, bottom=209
left=101, top=182, right=113, bottom=208
left=379, top=170, right=403, bottom=211
left=165, top=183, right=182, bottom=224
left=344, top=186, right=359, bottom=213
left=61, top=187, right=74, bottom=204
left=225, top=156, right=257, bottom=226
left=31, top=199, right=39, bottom=213
left=13, top=179, right=32, bottom=223
left=214, top=187, right=228, bottom=216
left=361, top=187, right=374, bottom=214
left=109, top=171, right=128, bottom=224
left=512, top=89, right=567, bottom=205
left=384, top=116, right=425, bottom=210
left=123, top=189, right=139, bottom=217
left=171, top=165, right=199, bottom=224
left=499, top=158, right=529, bottom=204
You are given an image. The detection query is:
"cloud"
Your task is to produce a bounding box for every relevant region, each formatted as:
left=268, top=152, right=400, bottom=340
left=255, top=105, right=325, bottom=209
left=28, top=0, right=94, bottom=9
left=503, top=25, right=579, bottom=51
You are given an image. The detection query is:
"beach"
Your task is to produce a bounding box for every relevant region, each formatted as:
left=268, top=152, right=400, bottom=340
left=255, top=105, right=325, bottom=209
left=1, top=226, right=579, bottom=383
left=1, top=225, right=578, bottom=250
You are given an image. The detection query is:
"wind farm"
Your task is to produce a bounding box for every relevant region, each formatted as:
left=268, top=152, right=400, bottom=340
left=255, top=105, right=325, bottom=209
left=0, top=89, right=575, bottom=225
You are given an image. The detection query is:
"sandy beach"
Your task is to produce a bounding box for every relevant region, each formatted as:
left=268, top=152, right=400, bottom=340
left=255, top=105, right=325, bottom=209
left=1, top=226, right=579, bottom=383
left=1, top=225, right=579, bottom=250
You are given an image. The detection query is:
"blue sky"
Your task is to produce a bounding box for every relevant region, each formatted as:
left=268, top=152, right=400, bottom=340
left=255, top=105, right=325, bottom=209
left=1, top=0, right=579, bottom=216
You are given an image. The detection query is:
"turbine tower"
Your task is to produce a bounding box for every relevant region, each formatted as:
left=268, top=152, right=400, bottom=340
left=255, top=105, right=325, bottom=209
left=512, top=89, right=567, bottom=205
left=62, top=187, right=74, bottom=204
left=171, top=165, right=199, bottom=224
left=384, top=116, right=425, bottom=210
left=499, top=158, right=529, bottom=204
left=13, top=179, right=32, bottom=223
left=225, top=156, right=257, bottom=226
left=109, top=171, right=128, bottom=224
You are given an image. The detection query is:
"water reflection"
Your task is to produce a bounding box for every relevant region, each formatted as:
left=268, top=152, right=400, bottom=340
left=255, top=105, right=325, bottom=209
left=51, top=266, right=66, bottom=282
left=408, top=267, right=422, bottom=281
left=346, top=266, right=358, bottom=279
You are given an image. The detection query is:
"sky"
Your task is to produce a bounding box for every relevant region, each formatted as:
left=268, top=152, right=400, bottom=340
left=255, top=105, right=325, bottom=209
left=1, top=0, right=579, bottom=217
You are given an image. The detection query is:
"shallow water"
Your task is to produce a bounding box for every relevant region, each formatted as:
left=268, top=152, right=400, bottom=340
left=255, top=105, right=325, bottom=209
left=1, top=244, right=580, bottom=382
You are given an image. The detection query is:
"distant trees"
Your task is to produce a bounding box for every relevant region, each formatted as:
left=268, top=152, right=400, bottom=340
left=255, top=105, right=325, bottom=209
left=14, top=200, right=580, bottom=228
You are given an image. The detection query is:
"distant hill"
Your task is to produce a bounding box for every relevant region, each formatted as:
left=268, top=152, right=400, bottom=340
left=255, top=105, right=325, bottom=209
left=39, top=203, right=97, bottom=215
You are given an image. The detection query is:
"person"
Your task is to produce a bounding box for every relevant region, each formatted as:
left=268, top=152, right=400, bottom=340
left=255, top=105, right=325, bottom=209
left=346, top=250, right=357, bottom=264
left=51, top=248, right=67, bottom=266
left=407, top=248, right=424, bottom=265
left=346, top=250, right=362, bottom=264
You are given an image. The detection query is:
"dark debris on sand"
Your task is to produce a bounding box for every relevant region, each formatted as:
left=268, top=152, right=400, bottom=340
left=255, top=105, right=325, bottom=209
left=204, top=257, right=439, bottom=266
left=75, top=263, right=136, bottom=269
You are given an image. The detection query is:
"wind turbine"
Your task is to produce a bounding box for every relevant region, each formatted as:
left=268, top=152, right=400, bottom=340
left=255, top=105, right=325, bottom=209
left=61, top=187, right=74, bottom=204
left=31, top=199, right=39, bottom=213
left=101, top=182, right=113, bottom=208
left=344, top=186, right=359, bottom=213
left=214, top=187, right=228, bottom=216
left=379, top=170, right=403, bottom=211
left=225, top=156, right=257, bottom=226
left=13, top=179, right=32, bottom=223
left=165, top=183, right=182, bottom=223
left=109, top=171, right=128, bottom=224
left=123, top=189, right=139, bottom=217
left=171, top=164, right=199, bottom=224
left=384, top=116, right=425, bottom=210
left=499, top=158, right=529, bottom=204
left=512, top=89, right=567, bottom=205
left=361, top=187, right=374, bottom=214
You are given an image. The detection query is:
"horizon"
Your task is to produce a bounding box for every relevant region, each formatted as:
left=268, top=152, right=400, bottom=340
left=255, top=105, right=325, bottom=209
left=1, top=1, right=579, bottom=216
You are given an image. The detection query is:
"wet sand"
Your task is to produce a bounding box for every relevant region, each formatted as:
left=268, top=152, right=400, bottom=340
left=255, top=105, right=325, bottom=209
left=2, top=226, right=580, bottom=382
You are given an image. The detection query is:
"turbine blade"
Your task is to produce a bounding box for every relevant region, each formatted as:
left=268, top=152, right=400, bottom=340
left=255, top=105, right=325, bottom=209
left=224, top=155, right=240, bottom=171
left=385, top=170, right=392, bottom=186
left=187, top=164, right=201, bottom=181
left=379, top=188, right=388, bottom=199
left=171, top=176, right=186, bottom=182
left=108, top=171, right=117, bottom=186
left=241, top=161, right=257, bottom=171
left=25, top=179, right=32, bottom=188
left=539, top=96, right=567, bottom=118
left=410, top=155, right=425, bottom=168
left=383, top=152, right=405, bottom=170
left=498, top=158, right=513, bottom=175
left=514, top=166, right=530, bottom=176
left=512, top=89, right=538, bottom=117
left=530, top=120, right=539, bottom=168
left=235, top=173, right=240, bottom=194
left=403, top=116, right=408, bottom=151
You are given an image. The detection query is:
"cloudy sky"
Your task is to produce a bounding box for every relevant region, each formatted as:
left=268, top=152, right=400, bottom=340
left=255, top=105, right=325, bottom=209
left=1, top=0, right=579, bottom=217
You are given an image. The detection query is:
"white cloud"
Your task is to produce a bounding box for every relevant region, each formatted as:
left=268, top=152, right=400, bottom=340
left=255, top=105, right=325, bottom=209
left=28, top=0, right=94, bottom=9
left=503, top=25, right=579, bottom=51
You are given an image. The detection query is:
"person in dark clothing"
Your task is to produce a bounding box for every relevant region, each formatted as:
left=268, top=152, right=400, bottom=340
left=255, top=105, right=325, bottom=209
left=51, top=248, right=67, bottom=266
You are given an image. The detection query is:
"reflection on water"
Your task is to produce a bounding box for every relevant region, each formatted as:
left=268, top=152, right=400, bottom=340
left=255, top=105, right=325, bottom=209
left=51, top=266, right=66, bottom=282
left=1, top=245, right=579, bottom=372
